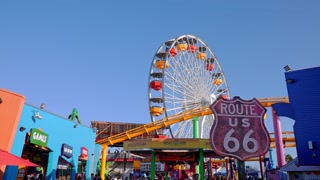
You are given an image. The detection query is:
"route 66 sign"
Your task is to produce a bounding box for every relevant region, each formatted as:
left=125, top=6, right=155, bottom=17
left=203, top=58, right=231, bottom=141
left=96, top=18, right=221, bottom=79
left=209, top=97, right=270, bottom=161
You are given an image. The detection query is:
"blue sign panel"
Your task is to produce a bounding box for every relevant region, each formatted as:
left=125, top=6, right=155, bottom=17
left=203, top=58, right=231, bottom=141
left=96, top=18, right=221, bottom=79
left=272, top=66, right=320, bottom=166
left=61, top=144, right=73, bottom=158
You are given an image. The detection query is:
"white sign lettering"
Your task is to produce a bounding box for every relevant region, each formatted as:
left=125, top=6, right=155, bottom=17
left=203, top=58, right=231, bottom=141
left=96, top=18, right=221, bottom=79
left=82, top=149, right=88, bottom=155
left=228, top=118, right=250, bottom=127
left=32, top=132, right=47, bottom=143
left=64, top=147, right=72, bottom=154
left=220, top=103, right=257, bottom=115
left=223, top=129, right=258, bottom=153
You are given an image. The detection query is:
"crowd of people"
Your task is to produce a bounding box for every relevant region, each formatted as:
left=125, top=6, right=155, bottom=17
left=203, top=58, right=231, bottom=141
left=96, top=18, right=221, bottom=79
left=180, top=170, right=199, bottom=180
left=88, top=171, right=200, bottom=180
left=90, top=173, right=102, bottom=180
left=23, top=167, right=44, bottom=180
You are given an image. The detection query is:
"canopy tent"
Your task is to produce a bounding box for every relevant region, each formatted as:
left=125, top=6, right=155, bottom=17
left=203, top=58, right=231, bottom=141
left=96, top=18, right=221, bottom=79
left=280, top=157, right=320, bottom=172
left=245, top=167, right=260, bottom=177
left=0, top=149, right=39, bottom=166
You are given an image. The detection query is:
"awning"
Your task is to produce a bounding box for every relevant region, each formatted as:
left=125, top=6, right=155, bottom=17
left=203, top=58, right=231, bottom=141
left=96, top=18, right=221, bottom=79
left=280, top=158, right=320, bottom=172
left=57, top=156, right=74, bottom=169
left=0, top=149, right=39, bottom=166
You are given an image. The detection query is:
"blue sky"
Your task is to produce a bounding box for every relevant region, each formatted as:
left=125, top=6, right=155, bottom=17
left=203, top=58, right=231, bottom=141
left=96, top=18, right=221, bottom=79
left=1, top=1, right=319, bottom=166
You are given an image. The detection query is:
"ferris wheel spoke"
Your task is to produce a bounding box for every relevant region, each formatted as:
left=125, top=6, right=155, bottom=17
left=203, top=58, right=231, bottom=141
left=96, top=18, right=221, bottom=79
left=164, top=80, right=202, bottom=102
left=173, top=121, right=193, bottom=137
left=164, top=85, right=199, bottom=103
left=148, top=34, right=230, bottom=138
left=164, top=97, right=202, bottom=113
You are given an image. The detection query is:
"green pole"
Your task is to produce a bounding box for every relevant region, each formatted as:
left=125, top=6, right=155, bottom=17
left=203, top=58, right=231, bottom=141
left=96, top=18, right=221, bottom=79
left=199, top=148, right=204, bottom=180
left=192, top=116, right=200, bottom=174
left=151, top=150, right=155, bottom=180
left=193, top=116, right=199, bottom=138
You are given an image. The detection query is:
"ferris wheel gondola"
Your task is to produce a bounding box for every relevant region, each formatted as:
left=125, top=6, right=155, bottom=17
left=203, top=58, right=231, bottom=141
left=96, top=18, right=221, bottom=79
left=148, top=34, right=230, bottom=138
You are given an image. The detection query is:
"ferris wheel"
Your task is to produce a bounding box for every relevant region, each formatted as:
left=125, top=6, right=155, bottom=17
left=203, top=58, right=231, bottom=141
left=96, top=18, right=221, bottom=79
left=148, top=34, right=230, bottom=138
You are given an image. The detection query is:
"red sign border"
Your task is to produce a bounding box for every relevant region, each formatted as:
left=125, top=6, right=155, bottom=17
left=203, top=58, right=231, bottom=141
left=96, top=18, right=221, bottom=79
left=209, top=97, right=270, bottom=161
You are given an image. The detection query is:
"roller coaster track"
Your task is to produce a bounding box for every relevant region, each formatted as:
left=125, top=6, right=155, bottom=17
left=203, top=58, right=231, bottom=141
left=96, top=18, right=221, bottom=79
left=96, top=97, right=289, bottom=146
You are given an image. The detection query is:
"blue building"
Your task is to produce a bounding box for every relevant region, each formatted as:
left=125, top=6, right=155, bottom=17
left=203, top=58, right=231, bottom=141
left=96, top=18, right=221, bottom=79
left=272, top=66, right=320, bottom=166
left=0, top=88, right=100, bottom=180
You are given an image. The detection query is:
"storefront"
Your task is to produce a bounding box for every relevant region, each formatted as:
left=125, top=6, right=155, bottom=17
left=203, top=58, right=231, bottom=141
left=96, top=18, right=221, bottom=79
left=0, top=88, right=101, bottom=180
left=77, top=147, right=89, bottom=179
left=16, top=128, right=50, bottom=179
left=56, top=144, right=74, bottom=180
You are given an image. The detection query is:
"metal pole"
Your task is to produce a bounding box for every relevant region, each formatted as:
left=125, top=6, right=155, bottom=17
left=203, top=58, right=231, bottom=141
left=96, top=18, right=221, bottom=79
left=208, top=158, right=212, bottom=179
left=225, top=158, right=229, bottom=180
left=199, top=148, right=204, bottom=180
left=193, top=116, right=199, bottom=138
left=100, top=145, right=108, bottom=180
left=123, top=152, right=127, bottom=180
left=259, top=156, right=264, bottom=179
left=193, top=116, right=199, bottom=175
left=237, top=160, right=246, bottom=180
left=272, top=108, right=286, bottom=167
left=151, top=150, right=155, bottom=180
left=269, top=148, right=274, bottom=169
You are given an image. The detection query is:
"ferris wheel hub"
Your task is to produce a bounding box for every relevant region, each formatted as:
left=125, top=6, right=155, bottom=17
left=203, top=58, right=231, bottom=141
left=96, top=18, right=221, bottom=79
left=201, top=97, right=211, bottom=106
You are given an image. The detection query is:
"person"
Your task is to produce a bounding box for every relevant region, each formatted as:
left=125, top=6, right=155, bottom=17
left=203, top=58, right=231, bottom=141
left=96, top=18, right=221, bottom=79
left=142, top=173, right=149, bottom=180
left=193, top=173, right=199, bottom=180
left=38, top=173, right=43, bottom=180
left=156, top=172, right=164, bottom=180
left=29, top=172, right=35, bottom=180
left=91, top=173, right=95, bottom=180
left=77, top=174, right=82, bottom=180
left=94, top=174, right=102, bottom=180
left=34, top=167, right=43, bottom=180
left=145, top=172, right=150, bottom=179
left=180, top=170, right=189, bottom=180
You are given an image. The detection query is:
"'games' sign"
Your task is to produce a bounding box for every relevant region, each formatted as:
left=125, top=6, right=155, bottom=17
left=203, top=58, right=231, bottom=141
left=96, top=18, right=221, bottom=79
left=30, top=128, right=48, bottom=147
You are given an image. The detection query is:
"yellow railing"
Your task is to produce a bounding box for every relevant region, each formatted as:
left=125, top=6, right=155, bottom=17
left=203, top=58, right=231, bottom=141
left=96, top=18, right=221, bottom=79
left=96, top=97, right=290, bottom=146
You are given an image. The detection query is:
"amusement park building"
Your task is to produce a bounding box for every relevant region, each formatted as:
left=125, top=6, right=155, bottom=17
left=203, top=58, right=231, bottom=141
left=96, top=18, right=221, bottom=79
left=272, top=66, right=320, bottom=166
left=0, top=88, right=100, bottom=180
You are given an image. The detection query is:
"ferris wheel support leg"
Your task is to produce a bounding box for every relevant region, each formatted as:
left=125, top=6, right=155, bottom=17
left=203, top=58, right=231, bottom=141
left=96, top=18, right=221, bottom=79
left=192, top=116, right=200, bottom=174
left=100, top=145, right=108, bottom=180
left=192, top=116, right=199, bottom=138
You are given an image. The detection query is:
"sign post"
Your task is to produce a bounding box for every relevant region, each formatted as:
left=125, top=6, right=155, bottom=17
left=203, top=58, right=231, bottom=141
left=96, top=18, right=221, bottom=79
left=209, top=97, right=270, bottom=180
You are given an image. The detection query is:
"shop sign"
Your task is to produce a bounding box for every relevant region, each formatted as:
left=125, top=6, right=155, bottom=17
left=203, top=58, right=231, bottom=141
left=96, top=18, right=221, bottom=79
left=124, top=138, right=212, bottom=151
left=81, top=147, right=88, bottom=158
left=61, top=144, right=73, bottom=158
left=140, top=162, right=164, bottom=172
left=30, top=128, right=48, bottom=147
left=57, top=165, right=68, bottom=170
